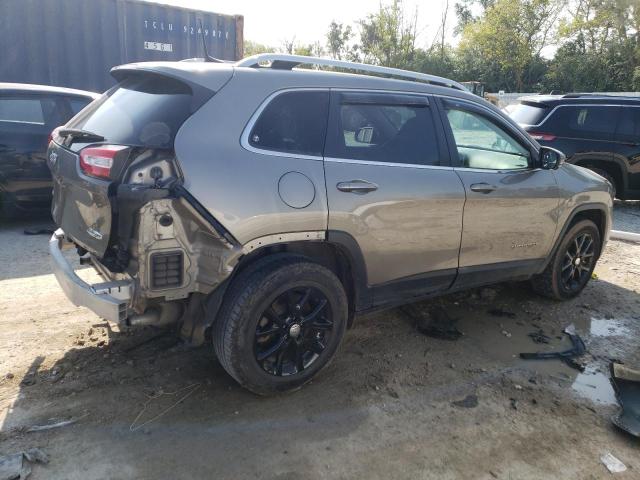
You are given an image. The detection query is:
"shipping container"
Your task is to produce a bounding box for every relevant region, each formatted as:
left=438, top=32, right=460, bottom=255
left=0, top=0, right=244, bottom=92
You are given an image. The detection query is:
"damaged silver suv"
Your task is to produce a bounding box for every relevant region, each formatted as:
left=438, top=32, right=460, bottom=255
left=48, top=54, right=612, bottom=395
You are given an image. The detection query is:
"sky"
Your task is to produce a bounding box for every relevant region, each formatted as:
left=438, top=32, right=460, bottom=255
left=146, top=0, right=457, bottom=50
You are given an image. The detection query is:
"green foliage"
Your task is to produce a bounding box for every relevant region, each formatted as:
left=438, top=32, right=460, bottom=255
left=357, top=0, right=418, bottom=68
left=326, top=22, right=356, bottom=60
left=457, top=0, right=563, bottom=91
left=244, top=40, right=273, bottom=57
left=243, top=0, right=640, bottom=93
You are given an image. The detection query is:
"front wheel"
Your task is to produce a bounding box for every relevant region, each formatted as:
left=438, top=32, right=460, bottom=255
left=213, top=256, right=348, bottom=395
left=531, top=220, right=601, bottom=300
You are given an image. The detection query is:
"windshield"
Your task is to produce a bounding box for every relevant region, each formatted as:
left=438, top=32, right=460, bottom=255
left=67, top=74, right=194, bottom=151
left=508, top=102, right=549, bottom=126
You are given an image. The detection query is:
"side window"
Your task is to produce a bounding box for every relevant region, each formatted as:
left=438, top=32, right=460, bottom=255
left=445, top=108, right=530, bottom=170
left=249, top=91, right=329, bottom=157
left=325, top=94, right=440, bottom=165
left=69, top=97, right=92, bottom=116
left=0, top=97, right=45, bottom=124
left=615, top=107, right=640, bottom=143
left=545, top=105, right=618, bottom=140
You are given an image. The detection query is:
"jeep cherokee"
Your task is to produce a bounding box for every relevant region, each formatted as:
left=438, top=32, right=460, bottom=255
left=48, top=54, right=612, bottom=395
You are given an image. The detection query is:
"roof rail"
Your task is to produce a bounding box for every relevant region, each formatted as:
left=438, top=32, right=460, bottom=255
left=562, top=93, right=618, bottom=98
left=235, top=54, right=467, bottom=91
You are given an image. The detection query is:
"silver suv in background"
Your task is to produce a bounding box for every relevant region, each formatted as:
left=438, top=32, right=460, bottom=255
left=48, top=55, right=612, bottom=395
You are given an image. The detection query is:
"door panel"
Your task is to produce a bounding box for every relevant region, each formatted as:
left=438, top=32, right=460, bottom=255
left=326, top=161, right=466, bottom=285
left=439, top=97, right=560, bottom=269
left=324, top=91, right=465, bottom=293
left=454, top=168, right=559, bottom=267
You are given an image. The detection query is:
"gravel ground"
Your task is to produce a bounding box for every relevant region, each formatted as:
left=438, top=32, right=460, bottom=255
left=0, top=218, right=639, bottom=480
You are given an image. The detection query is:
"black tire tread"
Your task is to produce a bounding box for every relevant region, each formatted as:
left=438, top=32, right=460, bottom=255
left=213, top=254, right=347, bottom=395
left=531, top=219, right=600, bottom=300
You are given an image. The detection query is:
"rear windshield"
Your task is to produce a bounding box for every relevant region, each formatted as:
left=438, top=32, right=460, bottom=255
left=67, top=74, right=194, bottom=150
left=508, top=102, right=549, bottom=125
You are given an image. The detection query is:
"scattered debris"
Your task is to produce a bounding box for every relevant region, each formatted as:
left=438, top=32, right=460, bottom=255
left=610, top=363, right=640, bottom=438
left=528, top=329, right=551, bottom=344
left=21, top=449, right=48, bottom=466
left=510, top=398, right=518, bottom=410
left=501, top=330, right=512, bottom=338
left=0, top=448, right=49, bottom=480
left=488, top=308, right=516, bottom=319
left=0, top=453, right=22, bottom=480
left=404, top=305, right=462, bottom=341
left=600, top=452, right=626, bottom=473
left=387, top=388, right=400, bottom=399
left=452, top=394, right=478, bottom=409
left=519, top=324, right=586, bottom=372
left=26, top=414, right=87, bottom=433
left=130, top=383, right=200, bottom=432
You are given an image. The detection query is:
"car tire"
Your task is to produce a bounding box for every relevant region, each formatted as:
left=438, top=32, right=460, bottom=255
left=213, top=255, right=348, bottom=395
left=588, top=168, right=617, bottom=199
left=531, top=219, right=601, bottom=300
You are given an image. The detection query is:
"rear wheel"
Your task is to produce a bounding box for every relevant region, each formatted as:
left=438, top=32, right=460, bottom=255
left=213, top=256, right=348, bottom=395
left=531, top=220, right=601, bottom=300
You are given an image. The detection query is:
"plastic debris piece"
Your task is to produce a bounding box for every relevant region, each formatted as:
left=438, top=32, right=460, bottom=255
left=600, top=452, right=626, bottom=473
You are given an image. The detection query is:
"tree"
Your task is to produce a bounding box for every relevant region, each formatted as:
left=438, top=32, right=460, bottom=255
left=244, top=40, right=275, bottom=56
left=357, top=0, right=418, bottom=67
left=457, top=0, right=564, bottom=90
left=326, top=21, right=355, bottom=60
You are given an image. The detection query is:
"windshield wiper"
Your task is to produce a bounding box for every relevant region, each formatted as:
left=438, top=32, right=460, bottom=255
left=58, top=128, right=105, bottom=144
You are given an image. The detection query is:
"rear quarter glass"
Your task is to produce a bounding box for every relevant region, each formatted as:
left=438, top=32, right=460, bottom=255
left=508, top=102, right=549, bottom=126
left=65, top=74, right=196, bottom=152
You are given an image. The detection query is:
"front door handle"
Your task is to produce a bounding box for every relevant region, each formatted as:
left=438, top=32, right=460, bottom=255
left=337, top=180, right=378, bottom=194
left=470, top=183, right=497, bottom=194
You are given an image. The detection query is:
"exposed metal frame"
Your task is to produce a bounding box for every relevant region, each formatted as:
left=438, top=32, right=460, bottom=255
left=236, top=54, right=466, bottom=91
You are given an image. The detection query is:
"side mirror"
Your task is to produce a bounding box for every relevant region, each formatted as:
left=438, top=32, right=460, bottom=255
left=540, top=146, right=565, bottom=170
left=355, top=126, right=375, bottom=144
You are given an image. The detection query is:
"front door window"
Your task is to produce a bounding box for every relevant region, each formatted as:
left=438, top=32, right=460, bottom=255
left=446, top=108, right=530, bottom=170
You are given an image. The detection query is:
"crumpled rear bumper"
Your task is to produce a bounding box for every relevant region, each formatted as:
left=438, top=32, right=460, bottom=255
left=49, top=228, right=132, bottom=323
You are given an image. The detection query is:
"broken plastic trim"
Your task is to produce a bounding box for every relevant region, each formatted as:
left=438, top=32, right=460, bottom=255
left=610, top=362, right=640, bottom=438
left=519, top=324, right=586, bottom=371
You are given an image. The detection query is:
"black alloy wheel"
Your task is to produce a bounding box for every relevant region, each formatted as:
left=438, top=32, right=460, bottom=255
left=560, top=231, right=596, bottom=293
left=254, top=287, right=333, bottom=376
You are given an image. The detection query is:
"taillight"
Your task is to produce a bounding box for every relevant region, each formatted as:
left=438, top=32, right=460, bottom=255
left=79, top=145, right=127, bottom=179
left=528, top=131, right=556, bottom=142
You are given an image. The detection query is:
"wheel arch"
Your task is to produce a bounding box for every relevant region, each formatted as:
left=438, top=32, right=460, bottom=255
left=574, top=158, right=627, bottom=198
left=540, top=203, right=609, bottom=273
left=179, top=232, right=370, bottom=346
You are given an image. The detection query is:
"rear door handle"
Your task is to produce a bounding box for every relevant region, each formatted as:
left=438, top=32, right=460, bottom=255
left=337, top=180, right=378, bottom=194
left=470, top=183, right=497, bottom=194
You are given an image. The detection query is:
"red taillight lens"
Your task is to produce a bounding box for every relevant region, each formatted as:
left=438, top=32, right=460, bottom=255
left=528, top=131, right=556, bottom=142
left=79, top=145, right=127, bottom=179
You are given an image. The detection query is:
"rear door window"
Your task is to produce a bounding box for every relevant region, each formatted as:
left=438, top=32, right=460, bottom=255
left=615, top=107, right=640, bottom=143
left=325, top=92, right=440, bottom=165
left=0, top=97, right=45, bottom=124
left=248, top=91, right=330, bottom=157
left=67, top=74, right=198, bottom=150
left=544, top=105, right=619, bottom=140
left=68, top=97, right=92, bottom=115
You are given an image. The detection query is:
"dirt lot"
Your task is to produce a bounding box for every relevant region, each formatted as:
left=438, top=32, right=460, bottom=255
left=1, top=212, right=639, bottom=480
